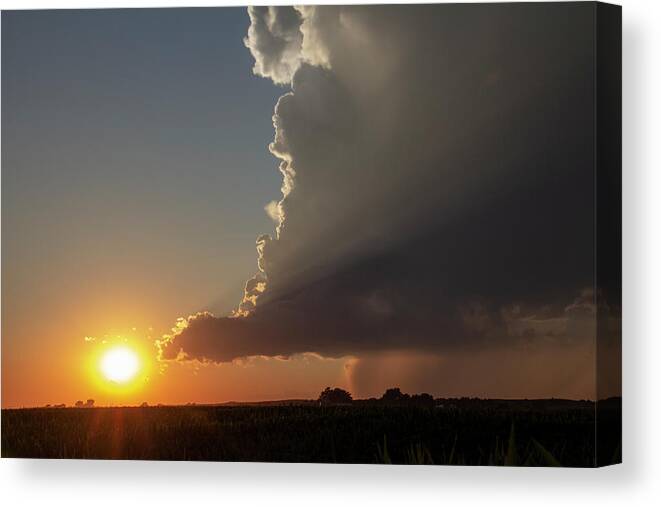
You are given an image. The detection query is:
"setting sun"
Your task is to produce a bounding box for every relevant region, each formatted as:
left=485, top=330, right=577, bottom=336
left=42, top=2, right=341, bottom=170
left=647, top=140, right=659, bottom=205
left=100, top=346, right=140, bottom=384
left=85, top=338, right=152, bottom=398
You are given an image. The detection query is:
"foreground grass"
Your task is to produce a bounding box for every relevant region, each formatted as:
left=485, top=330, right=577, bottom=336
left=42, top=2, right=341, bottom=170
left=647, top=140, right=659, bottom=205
left=2, top=403, right=614, bottom=466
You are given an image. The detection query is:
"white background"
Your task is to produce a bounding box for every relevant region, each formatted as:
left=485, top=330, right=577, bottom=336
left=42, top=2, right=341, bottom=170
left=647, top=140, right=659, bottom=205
left=1, top=0, right=659, bottom=505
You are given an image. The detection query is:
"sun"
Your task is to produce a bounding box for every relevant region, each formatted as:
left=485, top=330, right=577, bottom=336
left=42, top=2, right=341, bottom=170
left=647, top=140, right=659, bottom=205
left=100, top=346, right=140, bottom=383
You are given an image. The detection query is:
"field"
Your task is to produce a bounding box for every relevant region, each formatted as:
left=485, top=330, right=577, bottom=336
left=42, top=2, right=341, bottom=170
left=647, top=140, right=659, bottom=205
left=1, top=399, right=621, bottom=466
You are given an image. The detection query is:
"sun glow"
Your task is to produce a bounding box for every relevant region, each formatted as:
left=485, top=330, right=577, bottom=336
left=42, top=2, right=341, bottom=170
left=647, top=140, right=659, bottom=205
left=100, top=346, right=140, bottom=383
left=86, top=338, right=153, bottom=399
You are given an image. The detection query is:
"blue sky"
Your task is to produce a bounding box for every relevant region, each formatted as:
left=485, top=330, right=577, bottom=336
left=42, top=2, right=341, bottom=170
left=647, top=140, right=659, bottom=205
left=2, top=8, right=294, bottom=406
left=2, top=7, right=283, bottom=320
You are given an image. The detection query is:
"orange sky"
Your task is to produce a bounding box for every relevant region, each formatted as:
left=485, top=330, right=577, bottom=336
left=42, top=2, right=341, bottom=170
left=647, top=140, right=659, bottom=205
left=1, top=302, right=353, bottom=408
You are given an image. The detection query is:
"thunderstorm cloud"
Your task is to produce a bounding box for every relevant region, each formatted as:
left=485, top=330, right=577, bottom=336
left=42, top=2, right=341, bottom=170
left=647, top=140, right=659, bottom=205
left=159, top=4, right=619, bottom=399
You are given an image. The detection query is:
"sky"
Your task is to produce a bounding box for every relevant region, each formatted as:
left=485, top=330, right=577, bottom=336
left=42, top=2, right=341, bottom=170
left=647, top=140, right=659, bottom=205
left=2, top=5, right=620, bottom=407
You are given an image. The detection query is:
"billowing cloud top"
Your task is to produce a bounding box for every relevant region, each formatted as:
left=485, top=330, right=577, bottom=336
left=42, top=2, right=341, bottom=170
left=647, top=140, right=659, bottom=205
left=159, top=4, right=610, bottom=388
left=244, top=6, right=304, bottom=85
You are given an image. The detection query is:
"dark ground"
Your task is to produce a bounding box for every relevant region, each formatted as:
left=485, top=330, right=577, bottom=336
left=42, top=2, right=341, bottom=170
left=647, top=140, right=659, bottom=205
left=1, top=398, right=621, bottom=466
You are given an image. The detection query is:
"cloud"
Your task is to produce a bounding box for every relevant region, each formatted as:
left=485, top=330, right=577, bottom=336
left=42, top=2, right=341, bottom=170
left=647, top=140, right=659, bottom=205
left=159, top=287, right=597, bottom=365
left=160, top=4, right=613, bottom=396
left=264, top=200, right=282, bottom=223
left=244, top=6, right=304, bottom=85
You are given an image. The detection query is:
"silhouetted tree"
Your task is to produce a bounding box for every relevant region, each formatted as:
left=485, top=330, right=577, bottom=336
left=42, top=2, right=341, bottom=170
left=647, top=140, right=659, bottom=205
left=318, top=387, right=353, bottom=405
left=140, top=402, right=149, bottom=407
left=85, top=399, right=95, bottom=407
left=74, top=400, right=84, bottom=408
left=381, top=387, right=410, bottom=403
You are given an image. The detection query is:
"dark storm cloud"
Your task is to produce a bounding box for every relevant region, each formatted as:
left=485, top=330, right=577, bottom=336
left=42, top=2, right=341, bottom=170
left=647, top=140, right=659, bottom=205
left=160, top=4, right=599, bottom=365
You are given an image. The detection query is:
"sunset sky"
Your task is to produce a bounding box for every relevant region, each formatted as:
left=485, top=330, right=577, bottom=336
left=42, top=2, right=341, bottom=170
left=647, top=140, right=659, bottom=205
left=2, top=4, right=618, bottom=408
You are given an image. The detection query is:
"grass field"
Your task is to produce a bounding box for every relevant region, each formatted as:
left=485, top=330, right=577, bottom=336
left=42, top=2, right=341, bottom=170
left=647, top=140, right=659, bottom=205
left=1, top=399, right=621, bottom=466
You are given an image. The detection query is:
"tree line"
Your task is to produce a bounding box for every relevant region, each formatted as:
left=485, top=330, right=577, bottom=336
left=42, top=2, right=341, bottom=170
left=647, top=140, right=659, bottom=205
left=318, top=387, right=434, bottom=406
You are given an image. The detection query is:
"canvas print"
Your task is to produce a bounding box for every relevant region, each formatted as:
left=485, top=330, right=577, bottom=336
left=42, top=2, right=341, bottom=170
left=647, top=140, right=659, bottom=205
left=1, top=2, right=621, bottom=466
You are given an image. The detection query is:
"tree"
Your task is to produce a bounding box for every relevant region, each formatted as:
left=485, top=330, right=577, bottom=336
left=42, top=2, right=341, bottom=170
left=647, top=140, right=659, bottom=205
left=85, top=399, right=95, bottom=407
left=381, top=387, right=410, bottom=403
left=74, top=400, right=84, bottom=408
left=318, top=387, right=353, bottom=405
